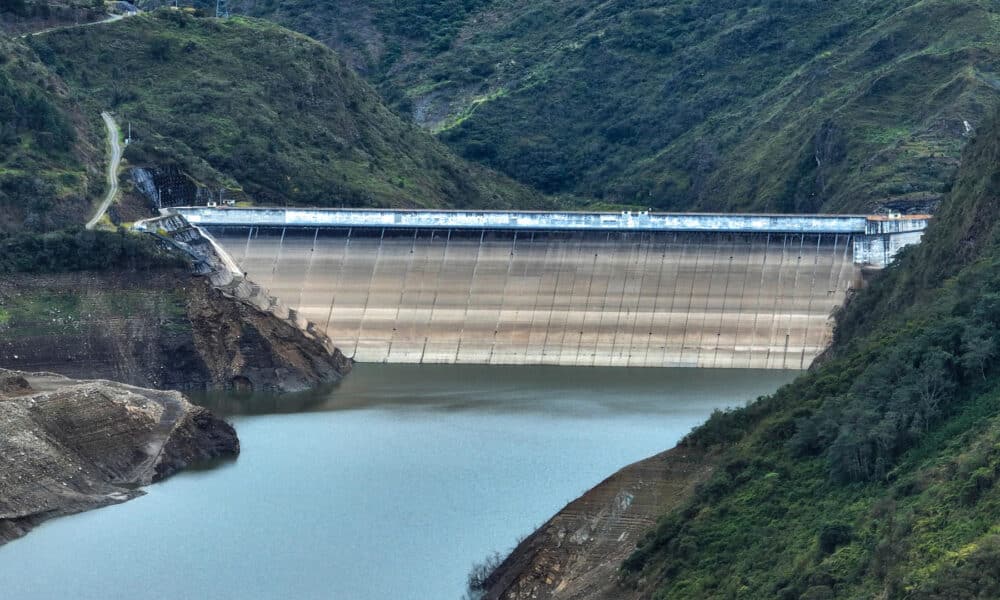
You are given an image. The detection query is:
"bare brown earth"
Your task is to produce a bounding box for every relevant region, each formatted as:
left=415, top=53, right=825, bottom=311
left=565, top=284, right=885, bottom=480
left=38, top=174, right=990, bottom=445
left=0, top=267, right=350, bottom=392
left=0, top=368, right=239, bottom=546
left=483, top=446, right=717, bottom=600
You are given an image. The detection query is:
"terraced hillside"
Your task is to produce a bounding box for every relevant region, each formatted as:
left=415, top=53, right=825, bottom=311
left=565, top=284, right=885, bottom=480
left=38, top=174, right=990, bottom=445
left=228, top=0, right=1000, bottom=214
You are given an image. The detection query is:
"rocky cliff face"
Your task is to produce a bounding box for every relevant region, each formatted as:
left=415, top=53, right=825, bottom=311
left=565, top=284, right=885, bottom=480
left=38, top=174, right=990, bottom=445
left=0, top=369, right=239, bottom=545
left=0, top=267, right=351, bottom=393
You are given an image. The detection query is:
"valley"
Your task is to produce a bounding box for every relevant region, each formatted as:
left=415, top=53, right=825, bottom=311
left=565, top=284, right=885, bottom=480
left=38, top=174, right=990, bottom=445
left=0, top=3, right=997, bottom=600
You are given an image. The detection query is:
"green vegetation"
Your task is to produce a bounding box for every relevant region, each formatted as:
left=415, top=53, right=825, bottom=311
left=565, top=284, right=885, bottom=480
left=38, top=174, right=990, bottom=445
left=235, top=0, right=999, bottom=213
left=0, top=227, right=189, bottom=338
left=32, top=11, right=547, bottom=210
left=0, top=0, right=106, bottom=35
left=375, top=0, right=494, bottom=51
left=0, top=4, right=998, bottom=595
left=0, top=283, right=190, bottom=339
left=0, top=36, right=100, bottom=232
left=0, top=228, right=185, bottom=273
left=619, top=112, right=1000, bottom=598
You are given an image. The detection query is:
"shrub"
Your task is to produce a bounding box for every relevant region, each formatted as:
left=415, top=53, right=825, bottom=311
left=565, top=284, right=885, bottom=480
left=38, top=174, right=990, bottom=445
left=818, top=523, right=852, bottom=555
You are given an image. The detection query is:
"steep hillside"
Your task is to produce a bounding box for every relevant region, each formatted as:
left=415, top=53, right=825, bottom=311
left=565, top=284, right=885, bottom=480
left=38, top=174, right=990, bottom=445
left=560, top=113, right=998, bottom=598
left=230, top=0, right=999, bottom=213
left=18, top=11, right=546, bottom=219
left=0, top=229, right=351, bottom=392
left=0, top=35, right=104, bottom=232
left=0, top=0, right=108, bottom=36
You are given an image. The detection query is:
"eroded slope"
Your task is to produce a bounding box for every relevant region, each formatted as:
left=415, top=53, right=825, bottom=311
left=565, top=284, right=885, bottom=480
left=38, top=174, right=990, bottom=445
left=0, top=368, right=239, bottom=545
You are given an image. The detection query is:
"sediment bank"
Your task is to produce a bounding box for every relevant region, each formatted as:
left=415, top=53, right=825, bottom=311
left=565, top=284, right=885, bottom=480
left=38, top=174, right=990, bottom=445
left=0, top=369, right=239, bottom=545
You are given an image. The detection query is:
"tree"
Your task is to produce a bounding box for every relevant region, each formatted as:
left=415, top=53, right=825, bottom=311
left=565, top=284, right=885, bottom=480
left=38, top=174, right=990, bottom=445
left=148, top=38, right=173, bottom=62
left=465, top=550, right=503, bottom=598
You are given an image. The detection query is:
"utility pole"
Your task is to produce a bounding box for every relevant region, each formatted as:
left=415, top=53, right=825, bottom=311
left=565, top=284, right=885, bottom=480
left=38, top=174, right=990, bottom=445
left=216, top=0, right=229, bottom=18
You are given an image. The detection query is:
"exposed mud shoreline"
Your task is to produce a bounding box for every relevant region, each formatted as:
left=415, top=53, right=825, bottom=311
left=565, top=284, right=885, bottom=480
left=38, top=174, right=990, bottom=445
left=484, top=446, right=717, bottom=600
left=0, top=369, right=239, bottom=546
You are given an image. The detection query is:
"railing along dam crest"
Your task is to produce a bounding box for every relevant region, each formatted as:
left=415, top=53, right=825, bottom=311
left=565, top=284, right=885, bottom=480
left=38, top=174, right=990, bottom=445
left=171, top=208, right=930, bottom=370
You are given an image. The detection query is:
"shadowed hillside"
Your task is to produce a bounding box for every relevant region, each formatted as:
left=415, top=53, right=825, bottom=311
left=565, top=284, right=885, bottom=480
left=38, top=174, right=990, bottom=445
left=226, top=0, right=999, bottom=214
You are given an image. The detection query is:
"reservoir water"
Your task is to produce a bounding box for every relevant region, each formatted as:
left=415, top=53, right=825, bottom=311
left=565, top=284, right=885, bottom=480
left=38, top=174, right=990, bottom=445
left=0, top=365, right=796, bottom=599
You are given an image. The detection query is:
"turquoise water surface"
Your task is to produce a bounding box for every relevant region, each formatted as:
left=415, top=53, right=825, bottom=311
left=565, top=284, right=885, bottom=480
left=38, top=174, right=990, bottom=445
left=0, top=365, right=796, bottom=600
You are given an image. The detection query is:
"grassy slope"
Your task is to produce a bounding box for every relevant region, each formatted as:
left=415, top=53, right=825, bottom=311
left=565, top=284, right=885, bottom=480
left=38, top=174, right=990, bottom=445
left=617, top=112, right=1000, bottom=598
left=0, top=35, right=103, bottom=232
left=0, top=229, right=189, bottom=343
left=234, top=0, right=999, bottom=213
left=31, top=11, right=547, bottom=210
left=0, top=0, right=107, bottom=36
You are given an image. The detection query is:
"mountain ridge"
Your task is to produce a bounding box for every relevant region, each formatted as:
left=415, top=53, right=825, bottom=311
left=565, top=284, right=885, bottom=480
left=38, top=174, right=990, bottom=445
left=226, top=0, right=999, bottom=214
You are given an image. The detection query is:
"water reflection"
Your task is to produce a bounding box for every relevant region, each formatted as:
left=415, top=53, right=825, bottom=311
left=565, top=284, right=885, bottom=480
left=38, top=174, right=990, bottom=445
left=190, top=364, right=798, bottom=418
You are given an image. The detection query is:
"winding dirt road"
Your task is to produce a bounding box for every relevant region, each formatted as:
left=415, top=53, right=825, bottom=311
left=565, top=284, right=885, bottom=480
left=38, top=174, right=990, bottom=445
left=16, top=13, right=124, bottom=39
left=86, top=111, right=122, bottom=230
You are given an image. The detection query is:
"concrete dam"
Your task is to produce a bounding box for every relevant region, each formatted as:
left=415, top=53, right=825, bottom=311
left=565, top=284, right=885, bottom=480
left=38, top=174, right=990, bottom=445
left=171, top=208, right=929, bottom=369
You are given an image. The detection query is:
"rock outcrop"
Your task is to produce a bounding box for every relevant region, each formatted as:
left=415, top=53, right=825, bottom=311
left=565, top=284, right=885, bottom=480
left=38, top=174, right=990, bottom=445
left=0, top=372, right=31, bottom=396
left=0, top=267, right=350, bottom=393
left=482, top=448, right=717, bottom=600
left=0, top=369, right=239, bottom=546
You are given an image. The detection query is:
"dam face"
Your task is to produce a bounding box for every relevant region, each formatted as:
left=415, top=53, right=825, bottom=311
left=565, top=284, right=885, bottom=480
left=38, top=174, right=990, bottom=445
left=208, top=226, right=861, bottom=369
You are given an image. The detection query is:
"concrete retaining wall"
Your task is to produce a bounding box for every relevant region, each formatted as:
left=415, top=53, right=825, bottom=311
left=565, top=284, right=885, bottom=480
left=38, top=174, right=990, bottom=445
left=209, top=226, right=861, bottom=369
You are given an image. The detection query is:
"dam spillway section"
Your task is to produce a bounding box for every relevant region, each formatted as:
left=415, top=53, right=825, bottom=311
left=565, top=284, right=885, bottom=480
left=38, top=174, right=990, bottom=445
left=172, top=207, right=929, bottom=369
